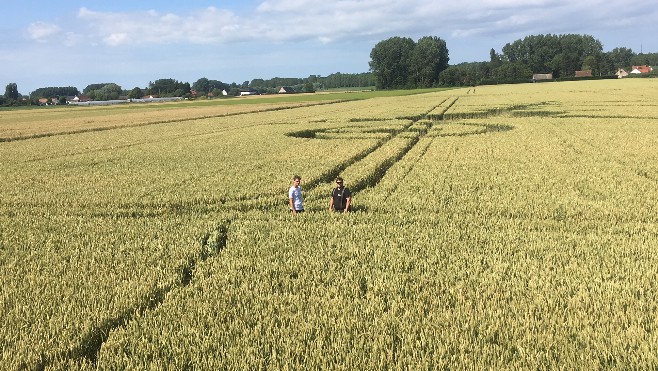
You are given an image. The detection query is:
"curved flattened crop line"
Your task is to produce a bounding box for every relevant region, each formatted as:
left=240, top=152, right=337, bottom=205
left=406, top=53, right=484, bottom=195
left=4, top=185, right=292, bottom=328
left=288, top=121, right=418, bottom=186
left=284, top=99, right=473, bottom=199
left=284, top=126, right=404, bottom=140
left=349, top=117, right=393, bottom=122
left=428, top=122, right=515, bottom=138
left=285, top=128, right=320, bottom=139
left=444, top=101, right=563, bottom=121
left=37, top=221, right=231, bottom=369
left=333, top=111, right=515, bottom=197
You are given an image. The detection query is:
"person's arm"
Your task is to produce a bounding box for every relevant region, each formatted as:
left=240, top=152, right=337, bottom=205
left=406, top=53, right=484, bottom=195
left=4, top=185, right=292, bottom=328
left=289, top=187, right=296, bottom=213
left=329, top=194, right=334, bottom=212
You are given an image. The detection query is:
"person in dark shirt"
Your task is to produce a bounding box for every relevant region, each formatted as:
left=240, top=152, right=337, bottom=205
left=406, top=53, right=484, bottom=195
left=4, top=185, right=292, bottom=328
left=329, top=177, right=352, bottom=213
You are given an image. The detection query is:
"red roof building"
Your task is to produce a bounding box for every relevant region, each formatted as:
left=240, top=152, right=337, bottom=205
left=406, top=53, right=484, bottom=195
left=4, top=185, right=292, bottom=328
left=631, top=65, right=653, bottom=74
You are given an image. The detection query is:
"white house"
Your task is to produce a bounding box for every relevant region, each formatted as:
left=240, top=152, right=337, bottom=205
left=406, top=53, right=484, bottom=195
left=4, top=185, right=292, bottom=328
left=616, top=68, right=629, bottom=78
left=631, top=65, right=653, bottom=74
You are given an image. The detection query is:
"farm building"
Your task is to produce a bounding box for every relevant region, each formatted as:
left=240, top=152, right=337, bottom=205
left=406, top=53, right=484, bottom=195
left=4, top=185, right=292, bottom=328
left=631, top=65, right=653, bottom=74
left=239, top=89, right=259, bottom=96
left=616, top=68, right=629, bottom=78
left=575, top=70, right=592, bottom=78
left=278, top=86, right=295, bottom=94
left=532, top=73, right=553, bottom=81
left=66, top=95, right=90, bottom=103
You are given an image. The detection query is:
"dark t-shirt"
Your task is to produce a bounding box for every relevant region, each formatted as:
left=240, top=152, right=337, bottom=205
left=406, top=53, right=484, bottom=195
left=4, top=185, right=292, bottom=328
left=332, top=186, right=352, bottom=210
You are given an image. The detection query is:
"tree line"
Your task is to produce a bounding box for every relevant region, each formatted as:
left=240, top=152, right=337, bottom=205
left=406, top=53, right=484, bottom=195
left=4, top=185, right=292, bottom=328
left=3, top=32, right=657, bottom=106
left=369, top=36, right=450, bottom=89
left=371, top=33, right=658, bottom=89
left=1, top=71, right=376, bottom=107
left=439, top=34, right=658, bottom=87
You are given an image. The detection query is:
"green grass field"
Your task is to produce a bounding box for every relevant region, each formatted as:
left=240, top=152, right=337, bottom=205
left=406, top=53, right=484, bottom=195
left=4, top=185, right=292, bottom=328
left=1, top=80, right=658, bottom=369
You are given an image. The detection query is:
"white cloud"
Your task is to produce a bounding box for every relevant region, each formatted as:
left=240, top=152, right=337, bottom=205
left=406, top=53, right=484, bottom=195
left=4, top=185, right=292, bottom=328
left=64, top=32, right=85, bottom=47
left=26, top=22, right=61, bottom=42
left=22, top=1, right=658, bottom=50
left=104, top=33, right=130, bottom=46
left=76, top=6, right=248, bottom=46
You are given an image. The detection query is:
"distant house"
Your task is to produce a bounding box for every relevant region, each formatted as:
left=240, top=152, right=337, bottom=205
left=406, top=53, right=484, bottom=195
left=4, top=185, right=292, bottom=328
left=575, top=70, right=592, bottom=78
left=278, top=86, right=295, bottom=94
left=239, top=89, right=259, bottom=96
left=616, top=68, right=629, bottom=78
left=66, top=95, right=90, bottom=103
left=631, top=65, right=653, bottom=74
left=532, top=73, right=553, bottom=81
left=221, top=89, right=228, bottom=96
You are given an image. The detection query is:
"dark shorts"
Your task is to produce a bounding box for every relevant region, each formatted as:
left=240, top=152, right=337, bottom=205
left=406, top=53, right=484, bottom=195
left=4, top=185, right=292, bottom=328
left=291, top=209, right=304, bottom=213
left=333, top=209, right=345, bottom=212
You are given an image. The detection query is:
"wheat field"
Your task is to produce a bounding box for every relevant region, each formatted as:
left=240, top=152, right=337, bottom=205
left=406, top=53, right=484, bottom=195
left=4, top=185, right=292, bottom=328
left=1, top=79, right=657, bottom=369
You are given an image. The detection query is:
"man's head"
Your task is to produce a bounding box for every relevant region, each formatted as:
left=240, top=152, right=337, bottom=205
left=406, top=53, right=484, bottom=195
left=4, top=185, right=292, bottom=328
left=335, top=177, right=344, bottom=187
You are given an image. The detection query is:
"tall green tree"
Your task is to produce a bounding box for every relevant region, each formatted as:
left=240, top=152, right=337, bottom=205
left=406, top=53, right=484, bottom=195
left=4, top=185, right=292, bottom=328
left=555, top=34, right=602, bottom=77
left=502, top=34, right=603, bottom=77
left=490, top=48, right=503, bottom=69
left=438, top=67, right=467, bottom=86
left=502, top=34, right=560, bottom=74
left=631, top=52, right=658, bottom=67
left=409, top=36, right=450, bottom=88
left=4, top=83, right=19, bottom=101
left=581, top=55, right=598, bottom=73
left=148, top=79, right=190, bottom=97
left=369, top=36, right=416, bottom=89
left=128, top=87, right=144, bottom=99
left=192, top=78, right=210, bottom=95
left=322, top=72, right=374, bottom=89
left=86, top=83, right=122, bottom=100
left=83, top=83, right=111, bottom=95
left=32, top=86, right=79, bottom=99
left=607, top=47, right=635, bottom=69
left=492, top=62, right=533, bottom=81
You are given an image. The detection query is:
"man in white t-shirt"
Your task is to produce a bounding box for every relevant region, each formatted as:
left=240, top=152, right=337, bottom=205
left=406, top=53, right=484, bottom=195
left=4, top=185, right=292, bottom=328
left=288, top=175, right=304, bottom=214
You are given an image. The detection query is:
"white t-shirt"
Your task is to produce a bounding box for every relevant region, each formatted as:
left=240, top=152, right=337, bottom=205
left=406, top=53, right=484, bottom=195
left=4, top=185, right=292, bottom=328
left=289, top=186, right=303, bottom=211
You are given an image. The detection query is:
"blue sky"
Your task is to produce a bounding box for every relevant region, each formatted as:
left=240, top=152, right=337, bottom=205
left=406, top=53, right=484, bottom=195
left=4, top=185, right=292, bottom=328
left=2, top=0, right=656, bottom=94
